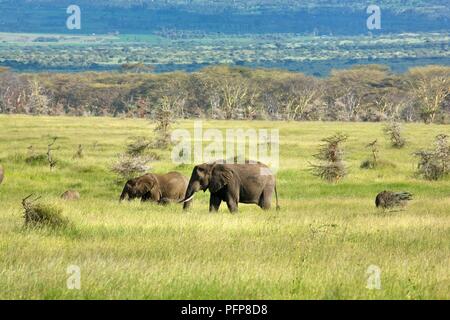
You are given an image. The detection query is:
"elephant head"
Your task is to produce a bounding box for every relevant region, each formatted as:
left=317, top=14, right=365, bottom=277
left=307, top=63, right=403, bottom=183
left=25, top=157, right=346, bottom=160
left=119, top=174, right=161, bottom=202
left=181, top=163, right=233, bottom=204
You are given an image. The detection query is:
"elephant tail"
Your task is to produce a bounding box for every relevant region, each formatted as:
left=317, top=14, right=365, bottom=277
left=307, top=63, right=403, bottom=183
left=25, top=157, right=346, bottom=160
left=275, top=184, right=280, bottom=211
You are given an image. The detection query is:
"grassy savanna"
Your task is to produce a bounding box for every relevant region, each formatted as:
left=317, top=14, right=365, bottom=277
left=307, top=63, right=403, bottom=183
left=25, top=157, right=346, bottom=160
left=0, top=115, right=449, bottom=299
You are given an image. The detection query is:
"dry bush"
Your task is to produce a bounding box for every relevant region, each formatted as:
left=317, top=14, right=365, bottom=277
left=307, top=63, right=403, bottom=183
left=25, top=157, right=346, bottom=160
left=111, top=154, right=152, bottom=181
left=310, top=133, right=348, bottom=182
left=22, top=195, right=69, bottom=228
left=126, top=136, right=151, bottom=156
left=153, top=96, right=175, bottom=150
left=414, top=134, right=449, bottom=180
left=384, top=121, right=406, bottom=148
left=360, top=139, right=379, bottom=169
left=25, top=145, right=47, bottom=165
left=73, top=144, right=84, bottom=159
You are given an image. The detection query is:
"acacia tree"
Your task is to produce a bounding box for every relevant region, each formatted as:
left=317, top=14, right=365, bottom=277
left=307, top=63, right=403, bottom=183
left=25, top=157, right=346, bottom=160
left=0, top=72, right=29, bottom=114
left=153, top=96, right=175, bottom=149
left=201, top=67, right=259, bottom=120
left=408, top=66, right=450, bottom=124
left=310, top=133, right=348, bottom=183
left=326, top=65, right=393, bottom=121
left=27, top=78, right=50, bottom=115
left=280, top=74, right=323, bottom=121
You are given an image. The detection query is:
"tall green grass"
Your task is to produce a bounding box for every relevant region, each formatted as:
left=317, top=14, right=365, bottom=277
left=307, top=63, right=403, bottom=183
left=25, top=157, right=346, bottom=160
left=0, top=115, right=448, bottom=299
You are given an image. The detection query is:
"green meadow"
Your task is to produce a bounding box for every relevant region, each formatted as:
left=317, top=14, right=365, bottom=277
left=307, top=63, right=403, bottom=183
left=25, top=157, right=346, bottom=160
left=0, top=115, right=448, bottom=299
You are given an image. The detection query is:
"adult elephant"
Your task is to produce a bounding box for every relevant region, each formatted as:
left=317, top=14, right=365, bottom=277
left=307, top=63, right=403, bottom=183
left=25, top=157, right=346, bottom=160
left=120, top=172, right=191, bottom=206
left=181, top=161, right=279, bottom=213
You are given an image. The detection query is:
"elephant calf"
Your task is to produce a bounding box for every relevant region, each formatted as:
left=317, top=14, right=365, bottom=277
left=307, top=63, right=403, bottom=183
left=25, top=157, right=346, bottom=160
left=181, top=160, right=279, bottom=213
left=120, top=172, right=191, bottom=206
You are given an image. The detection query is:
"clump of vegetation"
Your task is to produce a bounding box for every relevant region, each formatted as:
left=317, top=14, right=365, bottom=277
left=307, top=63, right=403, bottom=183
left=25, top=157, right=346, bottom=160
left=73, top=144, right=84, bottom=159
left=126, top=136, right=152, bottom=156
left=25, top=145, right=47, bottom=165
left=311, top=133, right=348, bottom=183
left=22, top=195, right=69, bottom=228
left=361, top=139, right=379, bottom=169
left=384, top=121, right=406, bottom=148
left=111, top=154, right=152, bottom=181
left=46, top=137, right=59, bottom=171
left=153, top=96, right=175, bottom=149
left=414, top=134, right=449, bottom=180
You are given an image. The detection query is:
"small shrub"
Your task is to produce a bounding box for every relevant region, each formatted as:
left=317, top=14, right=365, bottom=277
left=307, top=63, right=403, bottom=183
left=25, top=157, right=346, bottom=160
left=126, top=136, right=151, bottom=156
left=25, top=153, right=48, bottom=165
left=361, top=139, right=379, bottom=169
left=22, top=195, right=69, bottom=228
left=46, top=137, right=59, bottom=171
left=414, top=134, right=449, bottom=180
left=384, top=121, right=406, bottom=148
left=25, top=145, right=47, bottom=165
left=73, top=144, right=84, bottom=159
left=111, top=154, right=152, bottom=181
left=360, top=159, right=376, bottom=169
left=310, top=133, right=348, bottom=183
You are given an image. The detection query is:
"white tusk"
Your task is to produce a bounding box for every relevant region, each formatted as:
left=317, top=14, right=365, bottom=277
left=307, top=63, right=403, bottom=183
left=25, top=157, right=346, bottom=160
left=182, top=194, right=195, bottom=203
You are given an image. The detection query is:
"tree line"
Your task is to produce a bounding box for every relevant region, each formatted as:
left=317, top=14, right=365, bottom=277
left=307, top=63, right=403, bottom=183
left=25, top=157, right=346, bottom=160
left=0, top=64, right=449, bottom=123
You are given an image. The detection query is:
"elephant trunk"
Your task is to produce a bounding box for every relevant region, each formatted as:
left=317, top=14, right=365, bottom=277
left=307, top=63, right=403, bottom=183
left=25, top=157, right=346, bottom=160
left=180, top=180, right=201, bottom=204
left=119, top=185, right=129, bottom=202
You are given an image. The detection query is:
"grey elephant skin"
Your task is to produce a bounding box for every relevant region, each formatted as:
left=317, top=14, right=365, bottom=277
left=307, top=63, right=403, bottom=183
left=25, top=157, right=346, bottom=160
left=181, top=161, right=279, bottom=213
left=120, top=172, right=191, bottom=206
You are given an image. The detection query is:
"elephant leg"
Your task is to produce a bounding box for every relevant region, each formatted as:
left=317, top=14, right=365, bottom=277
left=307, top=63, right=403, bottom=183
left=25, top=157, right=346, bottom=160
left=209, top=195, right=222, bottom=212
left=226, top=200, right=238, bottom=213
left=225, top=193, right=239, bottom=213
left=141, top=193, right=151, bottom=202
left=258, top=187, right=273, bottom=210
left=159, top=197, right=170, bottom=206
left=183, top=199, right=193, bottom=210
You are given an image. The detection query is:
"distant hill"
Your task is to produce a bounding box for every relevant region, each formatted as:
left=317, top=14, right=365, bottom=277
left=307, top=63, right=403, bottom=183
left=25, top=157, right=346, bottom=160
left=19, top=0, right=450, bottom=15
left=0, top=0, right=448, bottom=35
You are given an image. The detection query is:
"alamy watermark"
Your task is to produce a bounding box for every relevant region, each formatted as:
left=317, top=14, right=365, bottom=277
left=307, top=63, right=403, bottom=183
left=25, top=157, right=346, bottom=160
left=67, top=265, right=81, bottom=290
left=171, top=121, right=280, bottom=173
left=367, top=5, right=381, bottom=30
left=67, top=5, right=81, bottom=30
left=366, top=265, right=382, bottom=290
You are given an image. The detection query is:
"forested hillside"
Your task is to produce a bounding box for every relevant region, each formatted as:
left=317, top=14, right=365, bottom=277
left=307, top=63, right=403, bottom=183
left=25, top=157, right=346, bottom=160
left=0, top=0, right=448, bottom=35
left=1, top=65, right=449, bottom=123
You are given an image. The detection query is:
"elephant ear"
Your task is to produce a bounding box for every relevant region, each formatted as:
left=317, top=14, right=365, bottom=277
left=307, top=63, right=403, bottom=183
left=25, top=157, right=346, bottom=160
left=136, top=178, right=151, bottom=195
left=209, top=165, right=233, bottom=193
left=138, top=174, right=162, bottom=198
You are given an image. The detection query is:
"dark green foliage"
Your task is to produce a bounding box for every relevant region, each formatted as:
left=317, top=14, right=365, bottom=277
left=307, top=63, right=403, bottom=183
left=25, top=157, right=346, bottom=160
left=25, top=153, right=48, bottom=165
left=25, top=145, right=47, bottom=165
